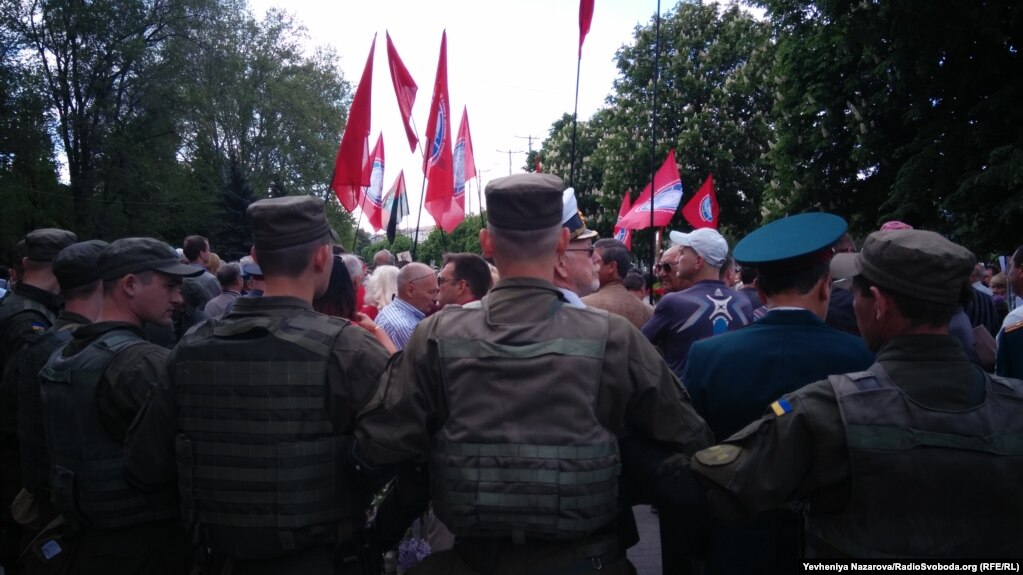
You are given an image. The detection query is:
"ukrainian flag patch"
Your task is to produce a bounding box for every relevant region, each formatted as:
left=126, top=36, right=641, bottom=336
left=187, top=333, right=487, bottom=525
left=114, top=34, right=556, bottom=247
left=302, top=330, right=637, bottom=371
left=770, top=398, right=793, bottom=417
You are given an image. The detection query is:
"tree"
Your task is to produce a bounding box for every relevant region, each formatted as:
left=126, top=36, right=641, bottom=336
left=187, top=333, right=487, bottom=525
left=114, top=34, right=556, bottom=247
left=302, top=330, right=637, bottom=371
left=758, top=0, right=1023, bottom=253
left=534, top=2, right=774, bottom=265
left=415, top=215, right=486, bottom=267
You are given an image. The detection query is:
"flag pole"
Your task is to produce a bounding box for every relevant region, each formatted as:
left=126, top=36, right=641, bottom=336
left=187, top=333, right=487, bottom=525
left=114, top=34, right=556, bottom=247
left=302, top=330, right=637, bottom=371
left=476, top=172, right=486, bottom=229
left=569, top=57, right=582, bottom=188
left=410, top=116, right=427, bottom=261
left=352, top=207, right=365, bottom=253
left=648, top=0, right=662, bottom=305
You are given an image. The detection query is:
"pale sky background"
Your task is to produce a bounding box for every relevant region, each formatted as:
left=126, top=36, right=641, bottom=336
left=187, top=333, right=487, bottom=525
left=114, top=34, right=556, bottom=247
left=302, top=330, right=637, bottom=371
left=248, top=0, right=665, bottom=233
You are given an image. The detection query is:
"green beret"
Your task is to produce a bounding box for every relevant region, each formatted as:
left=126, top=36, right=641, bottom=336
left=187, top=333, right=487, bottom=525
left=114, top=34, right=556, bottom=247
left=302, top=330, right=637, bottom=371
left=99, top=238, right=204, bottom=281
left=53, top=240, right=109, bottom=290
left=247, top=196, right=337, bottom=250
left=485, top=173, right=564, bottom=231
left=24, top=229, right=78, bottom=262
left=830, top=229, right=974, bottom=304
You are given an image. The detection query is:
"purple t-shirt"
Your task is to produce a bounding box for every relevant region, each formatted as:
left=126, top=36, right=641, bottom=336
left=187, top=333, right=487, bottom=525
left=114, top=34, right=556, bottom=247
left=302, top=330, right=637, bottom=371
left=641, top=280, right=753, bottom=379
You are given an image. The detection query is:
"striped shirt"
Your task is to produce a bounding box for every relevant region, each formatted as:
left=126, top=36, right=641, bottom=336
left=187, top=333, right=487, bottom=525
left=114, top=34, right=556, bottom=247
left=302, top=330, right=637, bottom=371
left=376, top=296, right=426, bottom=350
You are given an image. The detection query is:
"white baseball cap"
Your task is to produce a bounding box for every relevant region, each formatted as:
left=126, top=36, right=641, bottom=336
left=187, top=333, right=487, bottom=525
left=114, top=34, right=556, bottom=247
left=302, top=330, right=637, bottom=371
left=669, top=228, right=728, bottom=268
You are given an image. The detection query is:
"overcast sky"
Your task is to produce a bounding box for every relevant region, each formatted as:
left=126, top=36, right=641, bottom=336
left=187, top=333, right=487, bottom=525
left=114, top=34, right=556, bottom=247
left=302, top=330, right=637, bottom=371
left=247, top=0, right=662, bottom=231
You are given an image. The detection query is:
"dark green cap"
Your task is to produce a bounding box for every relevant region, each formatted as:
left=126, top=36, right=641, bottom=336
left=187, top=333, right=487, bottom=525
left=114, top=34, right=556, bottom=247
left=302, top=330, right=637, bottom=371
left=24, top=228, right=78, bottom=262
left=485, top=173, right=564, bottom=231
left=53, top=240, right=109, bottom=290
left=247, top=196, right=338, bottom=250
left=830, top=229, right=974, bottom=304
left=98, top=237, right=204, bottom=281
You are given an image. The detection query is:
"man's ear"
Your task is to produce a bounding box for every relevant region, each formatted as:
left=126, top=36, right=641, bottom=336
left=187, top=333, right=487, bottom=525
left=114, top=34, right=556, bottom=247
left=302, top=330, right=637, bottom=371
left=819, top=272, right=832, bottom=303
left=870, top=286, right=890, bottom=320
left=480, top=229, right=494, bottom=258
left=311, top=243, right=332, bottom=273
left=555, top=227, right=570, bottom=257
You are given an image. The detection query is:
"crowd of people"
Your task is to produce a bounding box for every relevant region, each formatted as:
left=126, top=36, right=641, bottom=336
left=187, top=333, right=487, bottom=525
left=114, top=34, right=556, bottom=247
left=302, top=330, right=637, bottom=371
left=0, top=174, right=1021, bottom=575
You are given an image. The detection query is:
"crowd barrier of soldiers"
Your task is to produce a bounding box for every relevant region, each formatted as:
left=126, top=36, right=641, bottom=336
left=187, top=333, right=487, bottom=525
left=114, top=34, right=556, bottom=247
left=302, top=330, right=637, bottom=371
left=0, top=173, right=1021, bottom=575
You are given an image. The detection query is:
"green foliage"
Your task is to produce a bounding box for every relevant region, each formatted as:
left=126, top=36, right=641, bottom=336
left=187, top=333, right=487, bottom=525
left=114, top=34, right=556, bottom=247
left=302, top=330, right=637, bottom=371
left=1, top=0, right=357, bottom=258
left=359, top=235, right=414, bottom=264
left=535, top=3, right=774, bottom=265
left=415, top=214, right=486, bottom=267
left=759, top=0, right=1023, bottom=253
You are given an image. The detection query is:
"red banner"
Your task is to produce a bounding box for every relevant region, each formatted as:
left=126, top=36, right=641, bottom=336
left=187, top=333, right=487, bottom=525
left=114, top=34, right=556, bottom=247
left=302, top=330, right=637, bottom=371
left=617, top=149, right=684, bottom=230
left=386, top=32, right=419, bottom=153
left=424, top=31, right=462, bottom=233
left=681, top=174, right=719, bottom=229
left=331, top=35, right=375, bottom=212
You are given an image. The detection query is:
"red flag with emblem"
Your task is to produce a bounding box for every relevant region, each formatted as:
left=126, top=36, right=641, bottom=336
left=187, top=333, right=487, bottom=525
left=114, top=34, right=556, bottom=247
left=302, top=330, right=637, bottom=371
left=613, top=189, right=633, bottom=251
left=617, top=149, right=684, bottom=229
left=331, top=35, right=375, bottom=212
left=359, top=134, right=386, bottom=231
left=681, top=174, right=719, bottom=229
left=424, top=32, right=460, bottom=232
left=386, top=32, right=419, bottom=153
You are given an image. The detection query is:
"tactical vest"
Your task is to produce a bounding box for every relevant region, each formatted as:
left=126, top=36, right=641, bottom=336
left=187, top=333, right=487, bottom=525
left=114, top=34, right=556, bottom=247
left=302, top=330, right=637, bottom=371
left=430, top=298, right=621, bottom=542
left=18, top=324, right=76, bottom=494
left=0, top=292, right=55, bottom=375
left=174, top=312, right=350, bottom=559
left=807, top=367, right=1023, bottom=558
left=39, top=329, right=178, bottom=528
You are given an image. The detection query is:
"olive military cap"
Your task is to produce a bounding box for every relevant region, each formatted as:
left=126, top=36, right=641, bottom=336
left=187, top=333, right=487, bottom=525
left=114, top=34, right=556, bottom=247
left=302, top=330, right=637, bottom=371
left=485, top=173, right=564, bottom=231
left=98, top=238, right=204, bottom=281
left=24, top=229, right=78, bottom=262
left=831, top=229, right=974, bottom=305
left=53, top=240, right=109, bottom=290
left=246, top=196, right=337, bottom=250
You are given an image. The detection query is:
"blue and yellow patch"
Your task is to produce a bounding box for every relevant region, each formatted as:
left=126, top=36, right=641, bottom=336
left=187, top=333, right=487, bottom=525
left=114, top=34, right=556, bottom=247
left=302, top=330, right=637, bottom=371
left=30, top=321, right=48, bottom=332
left=770, top=398, right=793, bottom=417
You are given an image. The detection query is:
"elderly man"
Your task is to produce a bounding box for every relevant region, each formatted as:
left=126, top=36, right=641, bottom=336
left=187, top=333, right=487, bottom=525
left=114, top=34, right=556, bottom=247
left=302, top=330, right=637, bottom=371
left=691, top=229, right=1023, bottom=557
left=582, top=239, right=652, bottom=329
left=375, top=262, right=439, bottom=350
left=642, top=228, right=752, bottom=379
left=126, top=196, right=390, bottom=574
left=39, top=238, right=203, bottom=573
left=437, top=253, right=492, bottom=307
left=655, top=244, right=685, bottom=295
left=354, top=173, right=711, bottom=574
left=553, top=188, right=600, bottom=305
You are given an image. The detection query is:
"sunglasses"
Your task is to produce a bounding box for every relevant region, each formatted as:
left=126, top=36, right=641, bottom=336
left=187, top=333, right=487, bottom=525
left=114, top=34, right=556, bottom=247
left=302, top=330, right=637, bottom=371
left=657, top=262, right=673, bottom=272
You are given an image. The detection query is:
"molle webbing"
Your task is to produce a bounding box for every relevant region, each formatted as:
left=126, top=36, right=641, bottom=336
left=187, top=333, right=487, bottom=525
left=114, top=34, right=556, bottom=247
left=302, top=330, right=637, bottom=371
left=174, top=311, right=349, bottom=558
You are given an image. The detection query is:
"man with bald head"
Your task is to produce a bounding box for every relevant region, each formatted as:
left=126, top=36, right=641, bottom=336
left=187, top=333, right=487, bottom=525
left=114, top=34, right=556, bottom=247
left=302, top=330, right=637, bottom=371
left=376, top=261, right=439, bottom=350
left=655, top=244, right=686, bottom=294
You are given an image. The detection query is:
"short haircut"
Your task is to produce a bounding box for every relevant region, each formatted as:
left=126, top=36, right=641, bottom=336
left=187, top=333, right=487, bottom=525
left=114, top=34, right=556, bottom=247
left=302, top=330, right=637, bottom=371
left=255, top=236, right=330, bottom=278
left=756, top=261, right=830, bottom=298
left=374, top=249, right=395, bottom=266
left=623, top=271, right=646, bottom=291
left=216, top=262, right=242, bottom=288
left=718, top=254, right=735, bottom=281
left=341, top=254, right=363, bottom=282
left=63, top=280, right=101, bottom=301
left=594, top=239, right=631, bottom=280
left=103, top=270, right=154, bottom=296
left=852, top=274, right=958, bottom=328
left=488, top=223, right=561, bottom=262
left=739, top=265, right=757, bottom=284
left=443, top=252, right=493, bottom=299
left=182, top=236, right=208, bottom=261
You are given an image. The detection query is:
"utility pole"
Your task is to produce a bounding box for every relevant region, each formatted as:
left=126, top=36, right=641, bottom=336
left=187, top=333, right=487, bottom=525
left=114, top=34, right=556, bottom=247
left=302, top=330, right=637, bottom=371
left=495, top=149, right=524, bottom=176
left=514, top=135, right=538, bottom=154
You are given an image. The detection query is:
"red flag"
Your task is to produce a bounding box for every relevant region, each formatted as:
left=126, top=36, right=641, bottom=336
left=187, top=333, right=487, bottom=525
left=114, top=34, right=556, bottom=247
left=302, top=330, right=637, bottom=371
left=331, top=35, right=375, bottom=213
left=359, top=134, right=386, bottom=231
left=386, top=32, right=419, bottom=153
left=613, top=189, right=633, bottom=251
left=617, top=149, right=684, bottom=229
left=385, top=171, right=410, bottom=244
left=535, top=156, right=542, bottom=173
left=682, top=174, right=719, bottom=229
left=454, top=106, right=476, bottom=206
left=579, top=0, right=595, bottom=58
left=424, top=32, right=461, bottom=233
